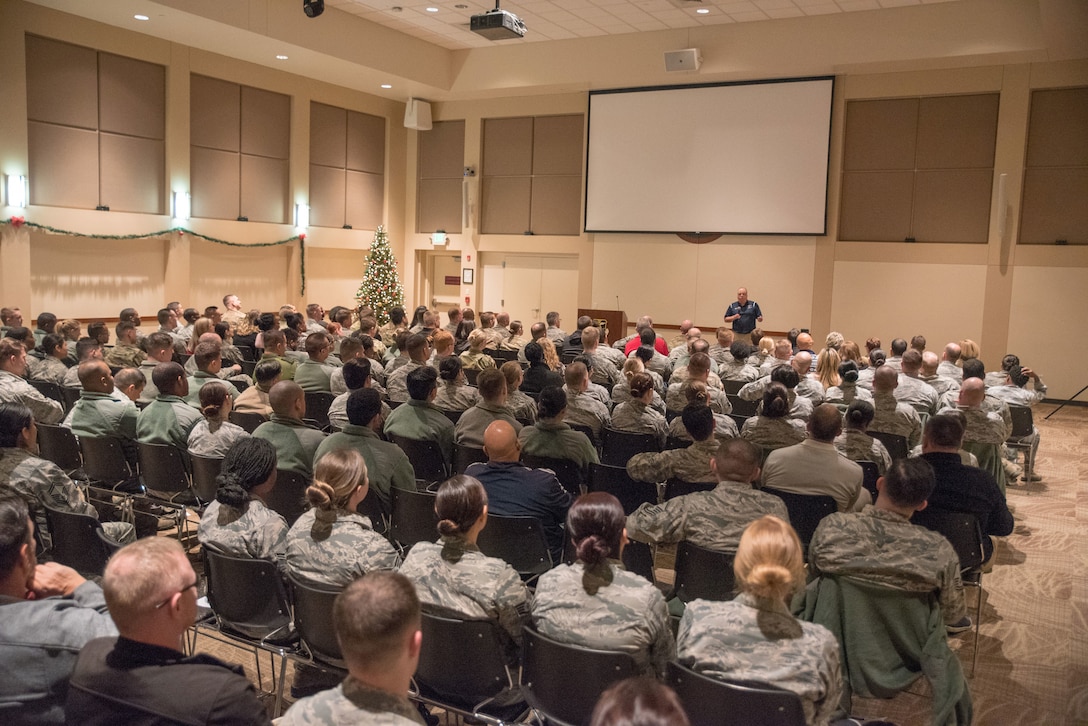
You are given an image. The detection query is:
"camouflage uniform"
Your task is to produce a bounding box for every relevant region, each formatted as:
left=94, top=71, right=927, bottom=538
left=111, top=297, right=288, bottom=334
left=611, top=381, right=666, bottom=414
left=104, top=343, right=145, bottom=370
left=610, top=400, right=668, bottom=448
left=546, top=326, right=567, bottom=345
left=500, top=334, right=525, bottom=351
left=943, top=406, right=1007, bottom=445
left=718, top=359, right=761, bottom=383
left=505, top=389, right=538, bottom=424
left=740, top=416, right=806, bottom=451
left=627, top=479, right=788, bottom=553
left=518, top=420, right=599, bottom=469
left=759, top=357, right=791, bottom=377
left=678, top=593, right=842, bottom=726
left=894, top=375, right=939, bottom=415
left=823, top=382, right=872, bottom=406
left=627, top=438, right=720, bottom=483
left=331, top=359, right=386, bottom=394
left=794, top=377, right=825, bottom=405
left=314, top=425, right=415, bottom=515
left=187, top=419, right=250, bottom=458
left=834, top=429, right=892, bottom=475
left=67, top=390, right=141, bottom=468
left=294, top=360, right=335, bottom=392
left=136, top=395, right=203, bottom=449
left=595, top=344, right=627, bottom=369
left=562, top=386, right=611, bottom=441
left=0, top=370, right=64, bottom=423
left=668, top=367, right=722, bottom=389
left=279, top=678, right=423, bottom=725
left=707, top=344, right=734, bottom=368
left=458, top=351, right=496, bottom=372
left=627, top=348, right=672, bottom=381
left=584, top=350, right=621, bottom=387
left=184, top=372, right=241, bottom=409
left=920, top=373, right=959, bottom=399
left=383, top=399, right=455, bottom=465
left=870, top=391, right=922, bottom=449
left=285, top=508, right=399, bottom=588
left=666, top=412, right=738, bottom=444
left=665, top=381, right=731, bottom=415
left=29, top=356, right=69, bottom=385
left=386, top=361, right=426, bottom=403
left=434, top=381, right=480, bottom=412
left=400, top=537, right=530, bottom=662
left=809, top=505, right=966, bottom=625
left=252, top=415, right=327, bottom=477
left=197, top=497, right=288, bottom=563
left=453, top=402, right=522, bottom=448
left=531, top=561, right=675, bottom=678
left=0, top=447, right=134, bottom=544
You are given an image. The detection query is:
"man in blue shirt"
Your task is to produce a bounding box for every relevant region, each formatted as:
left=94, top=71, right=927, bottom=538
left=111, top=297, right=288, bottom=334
left=723, top=287, right=763, bottom=334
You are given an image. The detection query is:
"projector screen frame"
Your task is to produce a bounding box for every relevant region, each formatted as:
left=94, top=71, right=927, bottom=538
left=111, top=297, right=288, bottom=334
left=584, top=75, right=836, bottom=238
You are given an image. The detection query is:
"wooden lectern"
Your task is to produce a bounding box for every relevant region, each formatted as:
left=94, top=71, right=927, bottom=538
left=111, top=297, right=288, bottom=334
left=578, top=309, right=628, bottom=346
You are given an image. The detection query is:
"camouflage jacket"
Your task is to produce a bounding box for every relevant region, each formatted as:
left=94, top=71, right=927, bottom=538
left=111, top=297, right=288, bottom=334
left=285, top=508, right=399, bottom=588
left=0, top=370, right=64, bottom=424
left=197, top=497, right=288, bottom=563
left=627, top=438, right=720, bottom=484
left=278, top=678, right=424, bottom=726
left=833, top=429, right=892, bottom=475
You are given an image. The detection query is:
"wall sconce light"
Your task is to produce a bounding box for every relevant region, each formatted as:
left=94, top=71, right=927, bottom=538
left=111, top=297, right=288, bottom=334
left=172, top=191, right=191, bottom=222
left=295, top=203, right=310, bottom=231
left=431, top=229, right=447, bottom=246
left=6, top=175, right=28, bottom=209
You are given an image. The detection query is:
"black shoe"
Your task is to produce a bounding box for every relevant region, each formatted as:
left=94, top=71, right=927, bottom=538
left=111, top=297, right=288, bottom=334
left=946, top=616, right=972, bottom=635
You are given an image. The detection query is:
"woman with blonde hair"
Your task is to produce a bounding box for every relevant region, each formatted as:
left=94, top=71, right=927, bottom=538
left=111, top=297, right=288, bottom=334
left=285, top=448, right=399, bottom=587
left=959, top=339, right=980, bottom=363
left=611, top=357, right=666, bottom=412
left=187, top=381, right=249, bottom=458
left=539, top=336, right=563, bottom=372
left=459, top=328, right=497, bottom=371
left=814, top=348, right=842, bottom=390
left=677, top=515, right=842, bottom=726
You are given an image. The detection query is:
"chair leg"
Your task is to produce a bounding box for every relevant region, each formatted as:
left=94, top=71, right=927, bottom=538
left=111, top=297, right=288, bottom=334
left=273, top=648, right=289, bottom=717
left=971, top=582, right=983, bottom=677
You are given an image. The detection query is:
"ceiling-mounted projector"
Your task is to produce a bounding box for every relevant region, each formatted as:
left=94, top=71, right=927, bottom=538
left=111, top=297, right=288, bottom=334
left=470, top=1, right=525, bottom=40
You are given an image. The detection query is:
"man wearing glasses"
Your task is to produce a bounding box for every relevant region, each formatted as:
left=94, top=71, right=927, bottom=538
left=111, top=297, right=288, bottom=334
left=66, top=536, right=270, bottom=725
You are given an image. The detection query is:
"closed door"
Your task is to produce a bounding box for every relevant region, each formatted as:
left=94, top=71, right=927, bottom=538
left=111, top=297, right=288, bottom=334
left=480, top=254, right=578, bottom=329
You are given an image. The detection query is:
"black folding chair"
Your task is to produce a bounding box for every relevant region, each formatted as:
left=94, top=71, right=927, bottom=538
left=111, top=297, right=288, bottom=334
left=520, top=453, right=584, bottom=496
left=29, top=379, right=66, bottom=409
left=668, top=541, right=736, bottom=603
left=521, top=626, right=640, bottom=726
left=728, top=394, right=759, bottom=417
left=190, top=454, right=224, bottom=504
left=870, top=430, right=909, bottom=461
left=389, top=487, right=439, bottom=552
left=477, top=514, right=552, bottom=581
left=287, top=572, right=347, bottom=670
left=664, top=478, right=716, bottom=500
left=722, top=379, right=746, bottom=395
left=79, top=435, right=135, bottom=489
left=304, top=391, right=336, bottom=430
left=440, top=408, right=463, bottom=424
left=666, top=661, right=806, bottom=726
left=760, top=487, right=837, bottom=550
left=600, top=427, right=660, bottom=467
left=264, top=469, right=311, bottom=527
left=453, top=443, right=488, bottom=475
left=388, top=434, right=450, bottom=484
left=36, top=422, right=82, bottom=473
left=858, top=460, right=880, bottom=504
left=587, top=463, right=658, bottom=515
left=1005, top=404, right=1036, bottom=480
left=41, top=503, right=113, bottom=577
left=229, top=410, right=267, bottom=434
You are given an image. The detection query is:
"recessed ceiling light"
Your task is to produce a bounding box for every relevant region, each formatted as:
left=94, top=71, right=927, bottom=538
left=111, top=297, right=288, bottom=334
left=381, top=84, right=393, bottom=89
left=275, top=54, right=289, bottom=60
left=426, top=6, right=439, bottom=12
left=696, top=8, right=710, bottom=14
left=134, top=14, right=150, bottom=21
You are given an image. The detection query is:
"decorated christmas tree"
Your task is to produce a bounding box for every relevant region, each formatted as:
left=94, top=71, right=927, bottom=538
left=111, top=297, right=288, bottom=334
left=355, top=225, right=405, bottom=325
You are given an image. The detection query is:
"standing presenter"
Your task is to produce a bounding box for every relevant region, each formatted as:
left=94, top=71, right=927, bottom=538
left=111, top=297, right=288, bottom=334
left=724, top=288, right=763, bottom=335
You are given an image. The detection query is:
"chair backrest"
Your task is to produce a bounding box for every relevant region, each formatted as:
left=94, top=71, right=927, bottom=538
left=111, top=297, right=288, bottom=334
left=761, top=487, right=837, bottom=547
left=857, top=460, right=880, bottom=504
left=440, top=408, right=463, bottom=424
left=521, top=626, right=640, bottom=726
left=910, top=508, right=985, bottom=571
left=95, top=527, right=124, bottom=558
left=487, top=348, right=518, bottom=362
left=60, top=386, right=82, bottom=412
left=263, top=469, right=311, bottom=527
left=622, top=540, right=656, bottom=584
left=236, top=345, right=257, bottom=362
left=390, top=487, right=439, bottom=550
left=137, top=442, right=192, bottom=495
left=587, top=463, right=658, bottom=515
left=722, top=379, right=746, bottom=395
left=304, top=391, right=336, bottom=428
left=728, top=413, right=750, bottom=430
left=664, top=436, right=693, bottom=450
left=600, top=427, right=660, bottom=467
left=228, top=410, right=267, bottom=434
left=203, top=546, right=293, bottom=641
left=520, top=454, right=583, bottom=496
left=29, top=379, right=65, bottom=407
left=869, top=430, right=909, bottom=461
left=287, top=571, right=346, bottom=667
left=42, top=503, right=110, bottom=576
left=78, top=435, right=134, bottom=485
left=728, top=394, right=760, bottom=417
left=672, top=540, right=736, bottom=603
left=452, top=443, right=487, bottom=475
left=665, top=661, right=807, bottom=726
left=664, top=478, right=717, bottom=500
left=1008, top=404, right=1033, bottom=438
left=568, top=422, right=597, bottom=443
left=415, top=612, right=512, bottom=709
left=476, top=514, right=552, bottom=577
left=389, top=434, right=450, bottom=484
left=190, top=454, right=224, bottom=504
left=36, top=422, right=83, bottom=472
left=464, top=368, right=479, bottom=386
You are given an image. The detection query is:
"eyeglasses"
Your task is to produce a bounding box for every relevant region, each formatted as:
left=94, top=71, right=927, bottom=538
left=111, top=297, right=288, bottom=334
left=153, top=579, right=198, bottom=609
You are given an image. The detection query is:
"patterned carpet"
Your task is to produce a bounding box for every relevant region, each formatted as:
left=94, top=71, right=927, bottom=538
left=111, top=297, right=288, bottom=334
left=190, top=402, right=1088, bottom=725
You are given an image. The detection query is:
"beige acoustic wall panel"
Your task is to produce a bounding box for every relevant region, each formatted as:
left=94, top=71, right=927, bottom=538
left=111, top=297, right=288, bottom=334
left=98, top=52, right=165, bottom=140
left=1020, top=168, right=1088, bottom=244
left=310, top=102, right=347, bottom=168
left=347, top=111, right=385, bottom=174
left=830, top=260, right=986, bottom=353
left=481, top=177, right=531, bottom=235
left=915, top=94, right=998, bottom=169
left=1025, top=87, right=1088, bottom=167
left=190, top=147, right=240, bottom=220
left=29, top=232, right=166, bottom=319
left=418, top=179, right=462, bottom=234
left=418, top=120, right=465, bottom=178
left=189, top=238, right=289, bottom=312
left=483, top=117, right=533, bottom=176
left=240, top=155, right=288, bottom=223
left=839, top=171, right=914, bottom=241
left=241, top=86, right=290, bottom=159
left=27, top=122, right=99, bottom=209
left=25, top=35, right=97, bottom=129
left=1008, top=265, right=1088, bottom=399
left=530, top=176, right=581, bottom=235
left=532, top=115, right=583, bottom=175
left=843, top=98, right=918, bottom=171
left=912, top=169, right=992, bottom=243
left=100, top=134, right=165, bottom=214
left=306, top=248, right=370, bottom=308
left=309, top=164, right=347, bottom=229
left=346, top=171, right=383, bottom=230
left=190, top=75, right=240, bottom=152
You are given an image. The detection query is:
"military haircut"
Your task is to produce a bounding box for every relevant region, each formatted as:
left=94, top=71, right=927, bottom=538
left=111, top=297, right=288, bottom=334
left=925, top=412, right=966, bottom=448
left=346, top=387, right=383, bottom=427
left=341, top=358, right=372, bottom=391
left=152, top=362, right=186, bottom=395
left=882, top=457, right=936, bottom=509
left=406, top=365, right=439, bottom=401
left=681, top=403, right=715, bottom=442
left=334, top=571, right=420, bottom=670
left=253, top=358, right=282, bottom=386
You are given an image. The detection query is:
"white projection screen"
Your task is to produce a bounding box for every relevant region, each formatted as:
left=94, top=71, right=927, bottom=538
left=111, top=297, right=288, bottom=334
left=585, top=77, right=834, bottom=235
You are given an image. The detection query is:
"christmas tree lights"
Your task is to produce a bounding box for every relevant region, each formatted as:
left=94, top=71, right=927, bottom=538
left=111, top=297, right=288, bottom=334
left=355, top=225, right=405, bottom=325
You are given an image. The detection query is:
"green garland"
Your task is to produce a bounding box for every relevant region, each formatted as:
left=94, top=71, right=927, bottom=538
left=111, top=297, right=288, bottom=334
left=1, top=218, right=306, bottom=294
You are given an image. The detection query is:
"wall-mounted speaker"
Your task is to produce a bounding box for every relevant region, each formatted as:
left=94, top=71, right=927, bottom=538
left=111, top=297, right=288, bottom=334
left=664, top=48, right=701, bottom=73
left=404, top=98, right=433, bottom=130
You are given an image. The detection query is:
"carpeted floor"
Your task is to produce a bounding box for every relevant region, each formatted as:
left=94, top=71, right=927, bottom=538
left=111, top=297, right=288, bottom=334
left=189, top=402, right=1088, bottom=725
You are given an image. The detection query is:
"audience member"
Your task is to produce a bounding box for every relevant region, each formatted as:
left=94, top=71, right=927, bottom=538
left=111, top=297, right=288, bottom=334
left=295, top=331, right=337, bottom=392
left=0, top=339, right=63, bottom=423
left=259, top=329, right=298, bottom=380
left=627, top=404, right=718, bottom=484
left=252, top=381, right=326, bottom=476
left=383, top=366, right=455, bottom=466
left=184, top=341, right=241, bottom=408
left=665, top=381, right=738, bottom=444
left=611, top=371, right=667, bottom=447
left=590, top=677, right=690, bottom=726
left=562, top=362, right=611, bottom=441
left=387, top=334, right=433, bottom=403
left=870, top=366, right=923, bottom=449
left=68, top=360, right=141, bottom=469
left=518, top=385, right=599, bottom=471
left=29, top=333, right=70, bottom=384
left=136, top=362, right=202, bottom=449
left=500, top=360, right=537, bottom=424
left=434, top=356, right=480, bottom=411
left=455, top=368, right=522, bottom=448
left=833, top=399, right=893, bottom=476
left=233, top=358, right=281, bottom=418
left=188, top=381, right=249, bottom=458
left=740, top=382, right=806, bottom=452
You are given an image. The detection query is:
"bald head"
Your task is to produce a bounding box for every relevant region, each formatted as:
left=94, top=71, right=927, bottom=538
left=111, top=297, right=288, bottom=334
left=483, top=420, right=520, bottom=462
left=679, top=319, right=693, bottom=334
left=269, top=380, right=305, bottom=418
left=958, top=377, right=986, bottom=407
left=791, top=351, right=812, bottom=377
left=921, top=351, right=939, bottom=376
left=873, top=365, right=899, bottom=393
left=78, top=360, right=114, bottom=394
left=942, top=343, right=961, bottom=363
left=796, top=332, right=814, bottom=351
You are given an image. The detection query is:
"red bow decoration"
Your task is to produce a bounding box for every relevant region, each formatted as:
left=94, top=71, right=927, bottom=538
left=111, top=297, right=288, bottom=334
left=298, top=233, right=307, bottom=241
left=10, top=216, right=25, bottom=228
